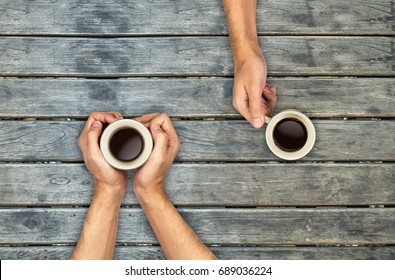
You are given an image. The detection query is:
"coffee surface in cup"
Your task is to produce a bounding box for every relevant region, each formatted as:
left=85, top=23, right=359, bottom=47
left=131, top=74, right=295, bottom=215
left=273, top=118, right=308, bottom=152
left=109, top=128, right=143, bottom=161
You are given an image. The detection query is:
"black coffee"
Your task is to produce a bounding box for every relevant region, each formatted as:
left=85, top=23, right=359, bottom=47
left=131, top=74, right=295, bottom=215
left=273, top=118, right=308, bottom=152
left=109, top=128, right=143, bottom=161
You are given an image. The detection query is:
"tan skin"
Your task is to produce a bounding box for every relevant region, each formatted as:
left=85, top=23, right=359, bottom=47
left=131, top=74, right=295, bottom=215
left=71, top=112, right=217, bottom=260
left=222, top=0, right=277, bottom=128
left=71, top=1, right=272, bottom=259
left=134, top=113, right=217, bottom=260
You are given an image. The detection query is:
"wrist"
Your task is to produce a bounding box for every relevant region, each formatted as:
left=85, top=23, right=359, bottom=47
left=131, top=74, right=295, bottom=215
left=233, top=41, right=263, bottom=65
left=134, top=185, right=169, bottom=210
left=93, top=182, right=126, bottom=206
left=84, top=191, right=122, bottom=231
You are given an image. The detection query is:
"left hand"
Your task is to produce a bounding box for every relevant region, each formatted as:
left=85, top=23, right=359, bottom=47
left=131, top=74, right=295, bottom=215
left=78, top=112, right=128, bottom=200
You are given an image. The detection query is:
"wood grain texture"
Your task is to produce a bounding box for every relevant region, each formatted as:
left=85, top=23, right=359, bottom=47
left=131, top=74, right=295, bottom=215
left=0, top=208, right=394, bottom=245
left=1, top=77, right=394, bottom=118
left=1, top=0, right=394, bottom=35
left=1, top=245, right=394, bottom=260
left=0, top=163, right=393, bottom=206
left=1, top=36, right=394, bottom=77
left=0, top=120, right=394, bottom=162
left=1, top=0, right=393, bottom=262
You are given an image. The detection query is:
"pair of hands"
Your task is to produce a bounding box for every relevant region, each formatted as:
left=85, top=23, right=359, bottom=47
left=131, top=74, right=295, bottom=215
left=78, top=112, right=180, bottom=202
left=78, top=48, right=274, bottom=200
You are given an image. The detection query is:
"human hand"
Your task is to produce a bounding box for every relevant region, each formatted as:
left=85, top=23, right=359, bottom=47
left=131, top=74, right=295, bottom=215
left=132, top=113, right=180, bottom=202
left=78, top=112, right=127, bottom=200
left=232, top=49, right=277, bottom=128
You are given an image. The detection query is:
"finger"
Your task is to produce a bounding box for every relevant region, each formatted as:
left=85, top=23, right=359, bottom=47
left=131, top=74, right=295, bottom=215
left=247, top=86, right=265, bottom=128
left=81, top=112, right=119, bottom=143
left=150, top=113, right=173, bottom=134
left=150, top=113, right=179, bottom=151
left=86, top=120, right=104, bottom=161
left=263, top=84, right=277, bottom=101
left=263, top=84, right=277, bottom=117
left=91, top=112, right=119, bottom=124
left=110, top=112, right=123, bottom=120
left=149, top=123, right=168, bottom=160
left=134, top=112, right=161, bottom=124
left=233, top=86, right=254, bottom=126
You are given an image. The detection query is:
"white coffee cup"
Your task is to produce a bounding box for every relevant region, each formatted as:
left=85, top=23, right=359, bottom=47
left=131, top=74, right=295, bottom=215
left=100, top=119, right=153, bottom=170
left=265, top=110, right=316, bottom=160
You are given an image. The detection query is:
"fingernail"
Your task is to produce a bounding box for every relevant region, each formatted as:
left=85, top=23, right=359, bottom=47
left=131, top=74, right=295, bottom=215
left=252, top=118, right=262, bottom=128
left=92, top=121, right=101, bottom=128
left=263, top=87, right=272, bottom=95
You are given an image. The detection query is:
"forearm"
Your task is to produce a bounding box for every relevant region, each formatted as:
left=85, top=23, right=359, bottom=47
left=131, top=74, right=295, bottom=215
left=71, top=186, right=123, bottom=260
left=222, top=0, right=261, bottom=61
left=137, top=190, right=217, bottom=260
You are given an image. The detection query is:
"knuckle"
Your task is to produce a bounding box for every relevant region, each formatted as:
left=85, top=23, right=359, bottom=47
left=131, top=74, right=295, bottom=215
left=90, top=112, right=100, bottom=120
left=232, top=99, right=239, bottom=109
left=150, top=157, right=164, bottom=168
left=89, top=154, right=101, bottom=163
left=77, top=136, right=85, bottom=148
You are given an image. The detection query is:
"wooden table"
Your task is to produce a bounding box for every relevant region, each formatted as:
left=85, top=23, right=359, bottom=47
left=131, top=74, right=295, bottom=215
left=0, top=0, right=394, bottom=260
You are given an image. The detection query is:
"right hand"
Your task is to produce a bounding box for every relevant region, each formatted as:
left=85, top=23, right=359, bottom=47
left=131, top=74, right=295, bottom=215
left=232, top=48, right=277, bottom=128
left=132, top=113, right=180, bottom=200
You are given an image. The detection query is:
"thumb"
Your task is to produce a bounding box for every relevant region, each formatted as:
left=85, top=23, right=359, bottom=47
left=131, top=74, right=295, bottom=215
left=150, top=123, right=168, bottom=156
left=248, top=89, right=264, bottom=128
left=86, top=120, right=103, bottom=154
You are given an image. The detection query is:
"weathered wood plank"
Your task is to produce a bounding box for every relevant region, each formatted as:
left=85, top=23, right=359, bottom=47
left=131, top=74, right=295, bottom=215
left=0, top=120, right=394, bottom=162
left=0, top=36, right=394, bottom=76
left=0, top=163, right=393, bottom=206
left=1, top=245, right=394, bottom=260
left=0, top=208, right=394, bottom=245
left=1, top=0, right=393, bottom=35
left=1, top=77, right=394, bottom=118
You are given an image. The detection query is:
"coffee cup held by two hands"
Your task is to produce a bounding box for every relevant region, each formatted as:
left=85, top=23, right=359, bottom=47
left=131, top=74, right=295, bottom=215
left=100, top=119, right=153, bottom=170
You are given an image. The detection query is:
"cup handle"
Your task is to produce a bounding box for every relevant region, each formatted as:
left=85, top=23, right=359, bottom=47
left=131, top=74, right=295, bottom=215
left=264, top=116, right=271, bottom=124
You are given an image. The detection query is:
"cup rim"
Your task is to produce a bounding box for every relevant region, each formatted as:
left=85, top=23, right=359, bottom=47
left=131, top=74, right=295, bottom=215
left=265, top=109, right=316, bottom=160
left=100, top=119, right=153, bottom=170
